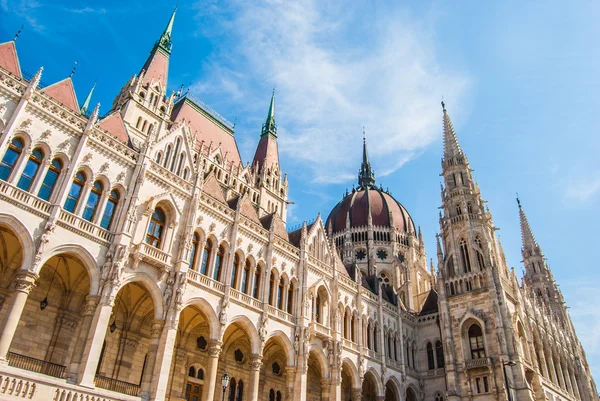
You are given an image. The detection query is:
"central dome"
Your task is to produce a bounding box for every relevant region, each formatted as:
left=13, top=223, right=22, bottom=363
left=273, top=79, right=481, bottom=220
left=326, top=186, right=415, bottom=235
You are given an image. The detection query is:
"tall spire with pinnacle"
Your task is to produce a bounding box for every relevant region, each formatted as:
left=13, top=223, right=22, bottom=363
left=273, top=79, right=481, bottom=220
left=80, top=82, right=96, bottom=116
left=517, top=196, right=540, bottom=255
left=261, top=89, right=276, bottom=137
left=441, top=101, right=463, bottom=161
left=139, top=6, right=177, bottom=88
left=358, top=129, right=375, bottom=188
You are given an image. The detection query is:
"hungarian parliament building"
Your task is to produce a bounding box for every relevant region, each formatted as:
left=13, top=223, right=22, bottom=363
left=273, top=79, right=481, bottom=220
left=0, top=8, right=595, bottom=401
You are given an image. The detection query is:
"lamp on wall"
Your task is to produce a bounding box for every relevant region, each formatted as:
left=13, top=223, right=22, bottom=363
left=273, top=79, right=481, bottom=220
left=502, top=360, right=517, bottom=401
left=40, top=257, right=62, bottom=310
left=221, top=372, right=230, bottom=401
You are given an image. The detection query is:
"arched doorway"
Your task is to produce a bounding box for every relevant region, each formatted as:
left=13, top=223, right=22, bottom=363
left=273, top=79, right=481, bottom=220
left=406, top=386, right=417, bottom=401
left=385, top=380, right=400, bottom=401
left=167, top=301, right=217, bottom=401
left=95, top=281, right=156, bottom=396
left=10, top=252, right=91, bottom=378
left=306, top=350, right=327, bottom=401
left=341, top=361, right=357, bottom=401
left=261, top=334, right=291, bottom=400
left=362, top=370, right=380, bottom=401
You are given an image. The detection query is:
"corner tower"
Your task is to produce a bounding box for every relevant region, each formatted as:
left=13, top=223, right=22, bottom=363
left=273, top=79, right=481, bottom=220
left=252, top=91, right=289, bottom=222
left=111, top=7, right=178, bottom=144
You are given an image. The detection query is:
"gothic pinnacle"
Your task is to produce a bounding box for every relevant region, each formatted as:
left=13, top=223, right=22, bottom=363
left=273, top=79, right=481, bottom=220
left=358, top=129, right=375, bottom=188
left=441, top=101, right=463, bottom=160
left=518, top=197, right=539, bottom=254
left=80, top=82, right=96, bottom=116
left=261, top=89, right=276, bottom=137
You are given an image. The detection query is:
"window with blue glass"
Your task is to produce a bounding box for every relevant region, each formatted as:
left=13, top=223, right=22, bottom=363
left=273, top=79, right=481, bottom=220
left=17, top=148, right=43, bottom=191
left=64, top=172, right=86, bottom=213
left=38, top=158, right=62, bottom=201
left=100, top=190, right=119, bottom=229
left=82, top=181, right=103, bottom=222
left=189, top=233, right=199, bottom=268
left=0, top=138, right=24, bottom=181
left=200, top=240, right=211, bottom=275
left=213, top=246, right=224, bottom=281
left=145, top=207, right=166, bottom=248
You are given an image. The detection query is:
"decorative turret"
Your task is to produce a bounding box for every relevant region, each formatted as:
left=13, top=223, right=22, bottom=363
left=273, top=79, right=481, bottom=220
left=139, top=6, right=177, bottom=88
left=80, top=82, right=96, bottom=116
left=252, top=91, right=288, bottom=222
left=358, top=130, right=375, bottom=189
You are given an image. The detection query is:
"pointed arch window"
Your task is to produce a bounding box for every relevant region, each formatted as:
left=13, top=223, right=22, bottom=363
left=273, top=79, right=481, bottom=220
left=177, top=152, right=185, bottom=176
left=171, top=137, right=181, bottom=172
left=344, top=310, right=349, bottom=339
left=447, top=255, right=455, bottom=277
left=189, top=233, right=200, bottom=269
left=38, top=158, right=63, bottom=201
left=241, top=259, right=250, bottom=294
left=164, top=145, right=172, bottom=168
left=17, top=148, right=43, bottom=191
left=145, top=207, right=166, bottom=248
left=459, top=238, right=471, bottom=273
left=100, top=189, right=119, bottom=229
left=155, top=151, right=163, bottom=164
left=231, top=253, right=240, bottom=288
left=213, top=245, right=224, bottom=281
left=315, top=293, right=321, bottom=323
left=268, top=272, right=275, bottom=305
left=83, top=181, right=104, bottom=221
left=200, top=240, right=212, bottom=275
left=64, top=171, right=86, bottom=213
left=435, top=340, right=445, bottom=368
left=468, top=324, right=486, bottom=359
left=287, top=281, right=294, bottom=313
left=253, top=265, right=261, bottom=299
left=277, top=277, right=285, bottom=310
left=228, top=378, right=236, bottom=401
left=0, top=138, right=24, bottom=181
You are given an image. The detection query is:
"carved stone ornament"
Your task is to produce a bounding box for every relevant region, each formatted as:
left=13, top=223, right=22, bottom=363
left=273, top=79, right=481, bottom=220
left=209, top=222, right=216, bottom=233
left=196, top=215, right=203, bottom=225
left=237, top=237, right=243, bottom=247
left=19, top=118, right=32, bottom=132
left=13, top=272, right=38, bottom=293
left=116, top=171, right=125, bottom=183
left=0, top=102, right=6, bottom=115
left=39, top=129, right=51, bottom=143
left=249, top=354, right=263, bottom=370
left=82, top=153, right=93, bottom=164
left=99, top=162, right=109, bottom=174
left=57, top=139, right=72, bottom=154
left=247, top=243, right=253, bottom=253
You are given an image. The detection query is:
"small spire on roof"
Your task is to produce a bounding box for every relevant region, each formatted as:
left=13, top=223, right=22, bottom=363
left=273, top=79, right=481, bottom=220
left=358, top=128, right=375, bottom=189
left=69, top=61, right=78, bottom=78
left=261, top=89, right=276, bottom=137
left=80, top=81, right=96, bottom=116
left=441, top=100, right=464, bottom=160
left=13, top=25, right=24, bottom=41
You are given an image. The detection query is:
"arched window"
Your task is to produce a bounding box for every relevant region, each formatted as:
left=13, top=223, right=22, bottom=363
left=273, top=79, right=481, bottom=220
left=228, top=378, right=237, bottom=401
left=367, top=322, right=372, bottom=350
left=141, top=120, right=147, bottom=132
left=171, top=137, right=181, bottom=172
left=268, top=272, right=275, bottom=305
left=183, top=168, right=189, bottom=180
left=188, top=366, right=196, bottom=377
left=177, top=152, right=185, bottom=176
left=373, top=325, right=379, bottom=353
left=315, top=293, right=321, bottom=323
left=344, top=311, right=349, bottom=339
left=64, top=171, right=86, bottom=213
left=277, top=278, right=285, bottom=309
left=427, top=342, right=435, bottom=369
left=235, top=380, right=243, bottom=401
left=213, top=245, right=224, bottom=281
left=476, top=251, right=485, bottom=270
left=17, top=148, right=43, bottom=191
left=100, top=190, right=119, bottom=229
left=200, top=240, right=212, bottom=275
left=136, top=117, right=142, bottom=128
left=241, top=259, right=250, bottom=294
left=197, top=368, right=204, bottom=380
left=231, top=253, right=240, bottom=288
left=38, top=158, right=62, bottom=201
left=468, top=324, right=485, bottom=359
left=189, top=233, right=199, bottom=268
left=269, top=389, right=275, bottom=401
left=459, top=238, right=471, bottom=273
left=435, top=340, right=445, bottom=368
left=164, top=145, right=172, bottom=168
left=287, top=282, right=294, bottom=314
left=0, top=138, right=24, bottom=181
left=253, top=265, right=261, bottom=299
left=351, top=315, right=356, bottom=342
left=145, top=207, right=166, bottom=247
left=155, top=151, right=163, bottom=164
left=83, top=181, right=104, bottom=221
left=276, top=390, right=281, bottom=401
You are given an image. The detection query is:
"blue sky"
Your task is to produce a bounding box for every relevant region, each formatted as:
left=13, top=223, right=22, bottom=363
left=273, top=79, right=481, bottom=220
left=2, top=0, right=599, bottom=385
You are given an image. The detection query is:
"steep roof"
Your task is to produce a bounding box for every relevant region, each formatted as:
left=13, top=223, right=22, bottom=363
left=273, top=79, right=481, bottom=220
left=98, top=112, right=129, bottom=143
left=260, top=213, right=289, bottom=241
left=0, top=41, right=21, bottom=77
left=201, top=172, right=227, bottom=204
left=253, top=135, right=280, bottom=172
left=172, top=97, right=241, bottom=167
left=42, top=78, right=79, bottom=113
left=419, top=289, right=439, bottom=316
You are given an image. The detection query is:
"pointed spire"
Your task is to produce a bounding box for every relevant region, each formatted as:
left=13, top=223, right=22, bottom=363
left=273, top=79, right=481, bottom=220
left=517, top=197, right=540, bottom=253
left=358, top=129, right=375, bottom=188
left=261, top=89, right=277, bottom=137
left=157, top=6, right=177, bottom=54
left=80, top=82, right=96, bottom=115
left=441, top=101, right=463, bottom=160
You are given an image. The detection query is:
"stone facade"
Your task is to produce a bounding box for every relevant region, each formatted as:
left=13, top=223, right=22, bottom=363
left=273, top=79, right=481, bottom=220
left=0, top=9, right=595, bottom=401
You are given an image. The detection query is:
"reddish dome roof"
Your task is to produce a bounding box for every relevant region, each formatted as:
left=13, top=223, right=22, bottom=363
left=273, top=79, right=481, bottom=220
left=326, top=187, right=415, bottom=234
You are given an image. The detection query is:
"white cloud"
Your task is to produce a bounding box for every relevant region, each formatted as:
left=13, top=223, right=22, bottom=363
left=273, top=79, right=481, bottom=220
left=192, top=0, right=469, bottom=183
left=565, top=174, right=600, bottom=203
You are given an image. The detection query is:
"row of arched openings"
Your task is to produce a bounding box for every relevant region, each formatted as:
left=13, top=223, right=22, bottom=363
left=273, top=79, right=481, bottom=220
left=155, top=137, right=190, bottom=180
left=0, top=137, right=120, bottom=230
left=426, top=341, right=445, bottom=370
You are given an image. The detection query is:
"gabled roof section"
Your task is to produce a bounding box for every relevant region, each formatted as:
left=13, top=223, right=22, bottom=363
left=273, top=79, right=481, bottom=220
left=0, top=41, right=22, bottom=77
left=419, top=289, right=439, bottom=316
left=172, top=97, right=241, bottom=167
left=98, top=112, right=129, bottom=143
left=201, top=171, right=227, bottom=204
left=288, top=228, right=303, bottom=248
left=238, top=196, right=261, bottom=225
left=42, top=77, right=79, bottom=113
left=260, top=213, right=289, bottom=241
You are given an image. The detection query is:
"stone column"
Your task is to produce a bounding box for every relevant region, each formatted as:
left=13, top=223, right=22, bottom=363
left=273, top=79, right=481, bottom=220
left=149, top=320, right=179, bottom=400
left=285, top=367, right=296, bottom=401
left=202, top=340, right=222, bottom=401
left=321, top=382, right=331, bottom=401
left=0, top=271, right=37, bottom=362
left=77, top=296, right=115, bottom=387
left=140, top=320, right=164, bottom=399
left=248, top=353, right=263, bottom=401
left=67, top=296, right=99, bottom=382
left=351, top=389, right=362, bottom=401
left=376, top=395, right=385, bottom=401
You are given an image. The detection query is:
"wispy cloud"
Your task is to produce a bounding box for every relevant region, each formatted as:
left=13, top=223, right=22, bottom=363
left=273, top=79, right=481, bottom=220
left=191, top=0, right=469, bottom=183
left=565, top=174, right=600, bottom=203
left=2, top=0, right=45, bottom=33
left=66, top=7, right=107, bottom=14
